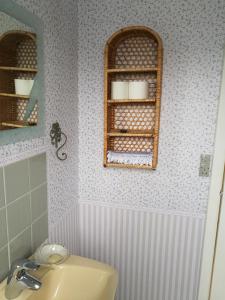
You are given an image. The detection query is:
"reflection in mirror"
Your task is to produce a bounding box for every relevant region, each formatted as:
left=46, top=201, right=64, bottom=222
left=0, top=12, right=38, bottom=131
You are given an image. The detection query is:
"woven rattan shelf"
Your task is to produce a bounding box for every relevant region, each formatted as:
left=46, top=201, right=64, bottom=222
left=108, top=98, right=155, bottom=104
left=107, top=67, right=157, bottom=73
left=104, top=26, right=163, bottom=169
left=0, top=30, right=38, bottom=130
left=107, top=130, right=154, bottom=137
left=1, top=120, right=37, bottom=128
left=106, top=162, right=153, bottom=170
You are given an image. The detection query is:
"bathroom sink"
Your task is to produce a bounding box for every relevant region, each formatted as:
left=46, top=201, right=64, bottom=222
left=0, top=256, right=118, bottom=300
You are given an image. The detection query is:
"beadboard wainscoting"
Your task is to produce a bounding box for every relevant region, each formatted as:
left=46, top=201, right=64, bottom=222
left=48, top=204, right=79, bottom=255
left=78, top=203, right=205, bottom=300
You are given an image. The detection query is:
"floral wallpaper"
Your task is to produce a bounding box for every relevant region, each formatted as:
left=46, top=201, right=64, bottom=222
left=78, top=0, right=225, bottom=215
left=1, top=0, right=225, bottom=231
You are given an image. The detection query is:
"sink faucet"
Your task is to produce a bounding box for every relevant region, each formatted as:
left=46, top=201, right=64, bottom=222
left=5, top=258, right=42, bottom=300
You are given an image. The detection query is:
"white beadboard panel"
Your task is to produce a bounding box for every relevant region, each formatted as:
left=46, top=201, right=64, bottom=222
left=48, top=205, right=79, bottom=255
left=78, top=203, right=205, bottom=300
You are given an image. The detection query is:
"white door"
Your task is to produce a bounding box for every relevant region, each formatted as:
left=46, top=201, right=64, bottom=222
left=198, top=53, right=225, bottom=299
left=210, top=167, right=225, bottom=299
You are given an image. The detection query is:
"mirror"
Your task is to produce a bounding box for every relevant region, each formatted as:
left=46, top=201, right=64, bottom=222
left=0, top=1, right=45, bottom=145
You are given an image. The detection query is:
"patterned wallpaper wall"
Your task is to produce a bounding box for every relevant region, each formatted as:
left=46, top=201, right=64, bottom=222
left=0, top=1, right=222, bottom=297
left=78, top=0, right=225, bottom=216
left=0, top=0, right=79, bottom=231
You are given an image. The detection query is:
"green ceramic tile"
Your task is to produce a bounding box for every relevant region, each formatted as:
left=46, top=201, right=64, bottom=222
left=30, top=153, right=47, bottom=189
left=5, top=159, right=29, bottom=204
left=9, top=227, right=32, bottom=265
left=31, top=183, right=48, bottom=221
left=0, top=208, right=7, bottom=249
left=7, top=194, right=31, bottom=240
left=0, top=168, right=5, bottom=209
left=32, top=212, right=48, bottom=251
left=0, top=246, right=9, bottom=282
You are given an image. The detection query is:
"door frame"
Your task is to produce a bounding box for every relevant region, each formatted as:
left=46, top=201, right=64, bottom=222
left=198, top=53, right=225, bottom=300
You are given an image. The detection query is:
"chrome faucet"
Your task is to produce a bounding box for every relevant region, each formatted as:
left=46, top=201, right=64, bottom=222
left=5, top=258, right=42, bottom=299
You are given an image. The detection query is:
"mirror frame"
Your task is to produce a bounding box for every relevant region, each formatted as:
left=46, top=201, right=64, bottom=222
left=0, top=0, right=45, bottom=145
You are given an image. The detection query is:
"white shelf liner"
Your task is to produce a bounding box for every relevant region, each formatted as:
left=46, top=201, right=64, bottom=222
left=107, top=151, right=152, bottom=166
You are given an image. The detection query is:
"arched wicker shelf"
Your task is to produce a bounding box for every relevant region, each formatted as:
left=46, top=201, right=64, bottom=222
left=0, top=30, right=38, bottom=130
left=104, top=26, right=163, bottom=170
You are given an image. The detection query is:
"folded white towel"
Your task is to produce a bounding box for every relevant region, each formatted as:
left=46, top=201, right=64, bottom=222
left=107, top=151, right=152, bottom=166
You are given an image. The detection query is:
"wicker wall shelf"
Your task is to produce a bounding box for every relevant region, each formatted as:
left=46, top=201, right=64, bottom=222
left=106, top=163, right=153, bottom=170
left=108, top=99, right=155, bottom=104
left=104, top=26, right=163, bottom=169
left=107, top=130, right=154, bottom=137
left=0, top=30, right=38, bottom=130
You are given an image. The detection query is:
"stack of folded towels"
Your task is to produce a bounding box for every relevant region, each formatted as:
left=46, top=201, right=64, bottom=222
left=107, top=151, right=152, bottom=166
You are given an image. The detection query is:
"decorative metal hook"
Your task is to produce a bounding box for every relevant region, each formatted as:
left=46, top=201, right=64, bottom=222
left=50, top=122, right=67, bottom=161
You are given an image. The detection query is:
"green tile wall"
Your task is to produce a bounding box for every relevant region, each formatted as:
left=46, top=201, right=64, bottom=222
left=0, top=247, right=9, bottom=281
left=0, top=152, right=48, bottom=282
left=7, top=194, right=31, bottom=240
left=9, top=228, right=32, bottom=264
left=0, top=209, right=7, bottom=249
left=32, top=213, right=48, bottom=250
left=5, top=159, right=29, bottom=204
left=30, top=153, right=47, bottom=189
left=31, top=184, right=48, bottom=221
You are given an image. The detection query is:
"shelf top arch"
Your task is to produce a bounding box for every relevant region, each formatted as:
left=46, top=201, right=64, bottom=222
left=0, top=30, right=36, bottom=45
left=0, top=30, right=37, bottom=70
left=105, top=26, right=163, bottom=71
left=105, top=26, right=163, bottom=50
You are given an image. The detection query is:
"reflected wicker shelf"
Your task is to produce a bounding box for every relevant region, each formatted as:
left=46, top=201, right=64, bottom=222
left=2, top=121, right=30, bottom=128
left=0, top=30, right=38, bottom=130
left=0, top=92, right=29, bottom=99
left=0, top=66, right=37, bottom=73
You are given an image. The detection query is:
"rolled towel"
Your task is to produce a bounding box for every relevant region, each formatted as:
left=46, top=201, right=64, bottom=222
left=107, top=151, right=152, bottom=166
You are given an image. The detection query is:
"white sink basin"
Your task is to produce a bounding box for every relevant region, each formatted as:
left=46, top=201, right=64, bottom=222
left=0, top=256, right=118, bottom=300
